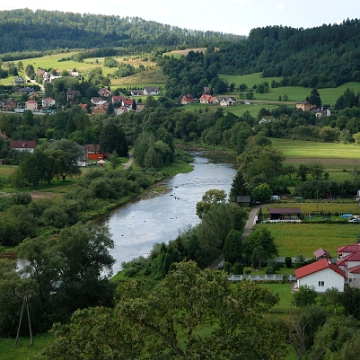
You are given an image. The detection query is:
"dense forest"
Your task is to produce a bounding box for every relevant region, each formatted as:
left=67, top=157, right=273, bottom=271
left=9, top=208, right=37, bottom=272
left=0, top=9, right=244, bottom=55
left=210, top=19, right=360, bottom=88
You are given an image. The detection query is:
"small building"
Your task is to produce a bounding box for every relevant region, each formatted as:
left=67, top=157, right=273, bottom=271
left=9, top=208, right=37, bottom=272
left=314, top=248, right=332, bottom=260
left=236, top=195, right=251, bottom=207
left=10, top=140, right=36, bottom=153
left=42, top=97, right=56, bottom=108
left=181, top=94, right=194, bottom=104
left=296, top=101, right=313, bottom=112
left=14, top=76, right=25, bottom=84
left=199, top=94, right=219, bottom=104
left=131, top=90, right=143, bottom=96
left=91, top=97, right=107, bottom=107
left=122, top=98, right=133, bottom=108
left=311, top=106, right=331, bottom=117
left=1, top=98, right=17, bottom=111
left=143, top=86, right=159, bottom=95
left=112, top=95, right=125, bottom=104
left=25, top=100, right=38, bottom=111
left=36, top=69, right=45, bottom=77
left=220, top=96, right=236, bottom=107
left=268, top=207, right=301, bottom=221
left=98, top=88, right=112, bottom=97
left=20, top=87, right=35, bottom=94
left=295, top=258, right=346, bottom=293
left=66, top=90, right=80, bottom=101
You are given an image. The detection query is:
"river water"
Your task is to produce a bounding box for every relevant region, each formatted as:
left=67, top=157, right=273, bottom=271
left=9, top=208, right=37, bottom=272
left=103, top=151, right=237, bottom=273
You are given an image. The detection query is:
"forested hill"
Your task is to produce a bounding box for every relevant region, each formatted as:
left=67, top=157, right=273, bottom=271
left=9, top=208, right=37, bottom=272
left=0, top=9, right=244, bottom=53
left=212, top=19, right=360, bottom=88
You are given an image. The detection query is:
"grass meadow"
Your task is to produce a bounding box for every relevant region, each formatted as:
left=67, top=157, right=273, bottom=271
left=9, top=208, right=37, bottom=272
left=256, top=222, right=360, bottom=258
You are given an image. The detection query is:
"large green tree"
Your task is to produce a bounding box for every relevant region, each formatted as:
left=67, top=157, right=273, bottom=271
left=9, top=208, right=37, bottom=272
left=99, top=123, right=128, bottom=156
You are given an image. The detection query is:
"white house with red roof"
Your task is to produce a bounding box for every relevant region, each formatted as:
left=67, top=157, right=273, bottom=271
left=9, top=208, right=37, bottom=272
left=295, top=258, right=346, bottom=293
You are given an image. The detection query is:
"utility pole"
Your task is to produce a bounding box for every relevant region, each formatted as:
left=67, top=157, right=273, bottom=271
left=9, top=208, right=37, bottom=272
left=15, top=291, right=35, bottom=346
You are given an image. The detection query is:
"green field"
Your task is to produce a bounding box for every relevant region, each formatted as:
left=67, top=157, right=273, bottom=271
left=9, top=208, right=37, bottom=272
left=256, top=222, right=359, bottom=258
left=219, top=73, right=360, bottom=106
left=271, top=138, right=360, bottom=159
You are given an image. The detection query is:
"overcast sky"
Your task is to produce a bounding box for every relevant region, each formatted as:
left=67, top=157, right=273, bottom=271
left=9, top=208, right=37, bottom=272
left=2, top=0, right=359, bottom=35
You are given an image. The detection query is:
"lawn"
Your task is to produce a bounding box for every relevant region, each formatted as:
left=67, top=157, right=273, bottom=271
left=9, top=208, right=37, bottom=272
left=255, top=222, right=360, bottom=258
left=0, top=333, right=52, bottom=360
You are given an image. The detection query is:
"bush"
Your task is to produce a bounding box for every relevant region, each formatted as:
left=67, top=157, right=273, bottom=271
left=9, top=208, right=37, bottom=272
left=285, top=257, right=292, bottom=268
left=265, top=260, right=276, bottom=274
left=223, top=262, right=231, bottom=274
left=233, top=262, right=243, bottom=275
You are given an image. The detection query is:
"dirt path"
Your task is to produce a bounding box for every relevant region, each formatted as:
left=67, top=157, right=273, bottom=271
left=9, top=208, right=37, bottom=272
left=123, top=153, right=133, bottom=170
left=209, top=206, right=260, bottom=270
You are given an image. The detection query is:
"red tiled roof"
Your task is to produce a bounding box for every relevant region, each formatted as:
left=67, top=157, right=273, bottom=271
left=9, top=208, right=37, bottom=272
left=295, top=258, right=346, bottom=279
left=10, top=140, right=36, bottom=149
left=314, top=248, right=332, bottom=259
left=122, top=99, right=133, bottom=105
left=337, top=244, right=360, bottom=255
left=337, top=251, right=360, bottom=266
left=348, top=265, right=360, bottom=274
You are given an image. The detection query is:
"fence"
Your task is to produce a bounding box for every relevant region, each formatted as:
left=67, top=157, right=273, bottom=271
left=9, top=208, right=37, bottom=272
left=228, top=274, right=297, bottom=282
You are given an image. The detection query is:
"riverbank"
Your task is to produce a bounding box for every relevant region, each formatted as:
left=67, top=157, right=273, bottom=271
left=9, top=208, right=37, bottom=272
left=0, top=152, right=194, bottom=259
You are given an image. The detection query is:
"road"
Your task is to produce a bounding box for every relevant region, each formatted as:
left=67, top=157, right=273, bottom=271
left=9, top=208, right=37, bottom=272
left=209, top=205, right=260, bottom=270
left=123, top=153, right=134, bottom=170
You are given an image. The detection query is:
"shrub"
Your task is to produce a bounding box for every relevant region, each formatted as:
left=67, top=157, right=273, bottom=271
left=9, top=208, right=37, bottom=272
left=223, top=262, right=231, bottom=274
left=285, top=257, right=292, bottom=268
left=233, top=262, right=243, bottom=275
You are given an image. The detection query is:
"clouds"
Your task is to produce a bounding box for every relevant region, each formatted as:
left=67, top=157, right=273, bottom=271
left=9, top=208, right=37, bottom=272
left=234, top=0, right=252, bottom=5
left=276, top=3, right=285, bottom=11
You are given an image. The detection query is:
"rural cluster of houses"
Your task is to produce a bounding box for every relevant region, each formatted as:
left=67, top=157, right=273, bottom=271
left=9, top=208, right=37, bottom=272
left=295, top=101, right=331, bottom=117
left=180, top=87, right=237, bottom=107
left=294, top=243, right=360, bottom=293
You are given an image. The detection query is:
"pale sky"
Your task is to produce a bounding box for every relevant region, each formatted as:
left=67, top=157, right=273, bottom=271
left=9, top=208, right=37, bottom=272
left=2, top=0, right=359, bottom=36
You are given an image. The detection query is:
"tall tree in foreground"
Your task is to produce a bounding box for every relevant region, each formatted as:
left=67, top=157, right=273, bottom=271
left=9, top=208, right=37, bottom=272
left=45, top=261, right=287, bottom=360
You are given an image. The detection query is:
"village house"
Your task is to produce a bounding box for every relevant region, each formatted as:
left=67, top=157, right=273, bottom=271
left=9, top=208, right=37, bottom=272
left=70, top=71, right=79, bottom=77
left=115, top=106, right=133, bottom=115
left=1, top=98, right=17, bottom=111
left=236, top=195, right=251, bottom=207
left=91, top=105, right=107, bottom=115
left=112, top=95, right=125, bottom=104
left=20, top=87, right=35, bottom=94
left=98, top=88, right=112, bottom=97
left=131, top=90, right=143, bottom=96
left=199, top=94, right=219, bottom=104
left=337, top=244, right=360, bottom=282
left=14, top=76, right=25, bottom=85
left=296, top=101, right=314, bottom=112
left=25, top=100, right=38, bottom=111
left=143, top=86, right=159, bottom=95
left=311, top=106, right=331, bottom=117
left=122, top=98, right=133, bottom=108
left=268, top=208, right=301, bottom=222
left=66, top=90, right=80, bottom=101
left=220, top=96, right=236, bottom=106
left=10, top=140, right=36, bottom=153
left=295, top=258, right=346, bottom=293
left=42, top=97, right=56, bottom=108
left=36, top=69, right=45, bottom=77
left=28, top=92, right=41, bottom=101
left=181, top=94, right=194, bottom=104
left=314, top=248, right=332, bottom=260
left=91, top=97, right=107, bottom=107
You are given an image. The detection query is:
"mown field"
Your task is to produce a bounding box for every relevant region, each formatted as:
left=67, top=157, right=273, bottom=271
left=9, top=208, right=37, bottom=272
left=219, top=72, right=360, bottom=106
left=256, top=222, right=359, bottom=258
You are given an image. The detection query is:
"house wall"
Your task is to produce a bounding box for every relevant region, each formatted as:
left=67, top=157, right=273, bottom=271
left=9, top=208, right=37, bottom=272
left=297, top=268, right=344, bottom=292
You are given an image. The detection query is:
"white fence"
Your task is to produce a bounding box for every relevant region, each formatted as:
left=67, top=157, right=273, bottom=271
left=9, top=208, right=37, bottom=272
left=228, top=274, right=297, bottom=282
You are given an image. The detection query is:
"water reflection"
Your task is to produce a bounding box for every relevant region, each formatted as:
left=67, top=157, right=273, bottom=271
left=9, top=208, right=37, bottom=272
left=104, top=152, right=237, bottom=273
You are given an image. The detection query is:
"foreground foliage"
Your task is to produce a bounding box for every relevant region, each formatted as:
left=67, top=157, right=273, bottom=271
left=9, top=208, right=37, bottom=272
left=45, top=261, right=286, bottom=360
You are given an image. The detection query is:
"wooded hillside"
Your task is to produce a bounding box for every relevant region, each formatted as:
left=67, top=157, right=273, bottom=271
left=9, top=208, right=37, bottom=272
left=0, top=9, right=244, bottom=54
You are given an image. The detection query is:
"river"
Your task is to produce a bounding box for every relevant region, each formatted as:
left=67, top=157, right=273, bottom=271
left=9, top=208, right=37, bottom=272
left=103, top=151, right=237, bottom=273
